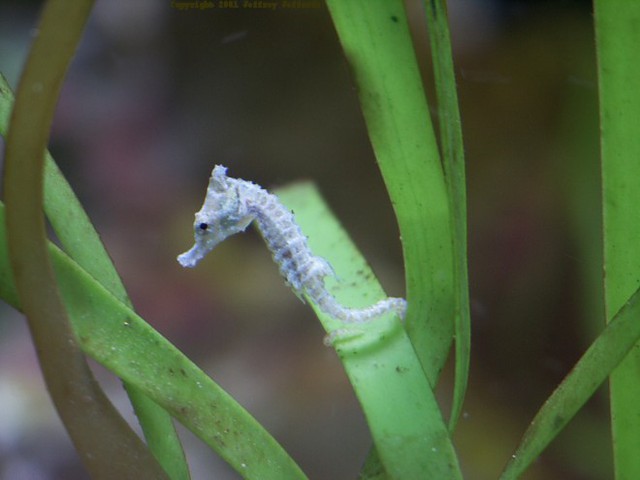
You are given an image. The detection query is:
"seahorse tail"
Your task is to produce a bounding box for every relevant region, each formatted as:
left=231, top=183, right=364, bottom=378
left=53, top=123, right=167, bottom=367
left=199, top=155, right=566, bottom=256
left=339, top=297, right=407, bottom=324
left=310, top=282, right=407, bottom=324
left=312, top=289, right=351, bottom=321
left=384, top=297, right=408, bottom=319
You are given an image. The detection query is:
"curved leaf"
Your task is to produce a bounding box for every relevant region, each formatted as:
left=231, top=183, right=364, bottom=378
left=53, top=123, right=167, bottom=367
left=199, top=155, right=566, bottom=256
left=2, top=0, right=169, bottom=477
left=0, top=204, right=307, bottom=480
left=0, top=72, right=189, bottom=480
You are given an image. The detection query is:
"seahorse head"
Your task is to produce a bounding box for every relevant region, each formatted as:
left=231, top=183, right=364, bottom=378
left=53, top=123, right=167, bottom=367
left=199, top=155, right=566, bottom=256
left=177, top=165, right=253, bottom=268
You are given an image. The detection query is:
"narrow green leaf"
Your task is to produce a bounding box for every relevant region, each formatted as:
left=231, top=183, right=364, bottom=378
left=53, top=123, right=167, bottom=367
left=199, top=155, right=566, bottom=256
left=422, top=0, right=471, bottom=431
left=594, top=2, right=640, bottom=477
left=122, top=385, right=190, bottom=480
left=0, top=204, right=308, bottom=480
left=277, top=184, right=462, bottom=480
left=1, top=72, right=190, bottom=480
left=500, top=284, right=640, bottom=479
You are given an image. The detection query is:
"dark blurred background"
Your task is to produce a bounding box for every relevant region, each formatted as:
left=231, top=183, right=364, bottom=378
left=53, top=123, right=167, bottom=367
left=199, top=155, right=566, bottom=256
left=0, top=0, right=605, bottom=479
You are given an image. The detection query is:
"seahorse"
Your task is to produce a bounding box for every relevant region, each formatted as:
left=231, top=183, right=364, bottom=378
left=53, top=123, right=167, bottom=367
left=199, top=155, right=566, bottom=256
left=178, top=165, right=407, bottom=325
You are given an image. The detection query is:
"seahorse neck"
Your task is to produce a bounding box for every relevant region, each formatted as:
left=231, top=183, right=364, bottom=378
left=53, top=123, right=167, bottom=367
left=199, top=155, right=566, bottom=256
left=234, top=180, right=292, bottom=250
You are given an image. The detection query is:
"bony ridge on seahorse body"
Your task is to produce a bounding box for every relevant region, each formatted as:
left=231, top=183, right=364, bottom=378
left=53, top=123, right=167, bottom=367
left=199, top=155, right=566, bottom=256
left=178, top=165, right=407, bottom=329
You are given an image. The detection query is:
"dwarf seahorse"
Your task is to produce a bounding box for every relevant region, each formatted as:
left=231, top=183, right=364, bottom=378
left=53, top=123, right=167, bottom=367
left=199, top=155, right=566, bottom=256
left=178, top=165, right=406, bottom=326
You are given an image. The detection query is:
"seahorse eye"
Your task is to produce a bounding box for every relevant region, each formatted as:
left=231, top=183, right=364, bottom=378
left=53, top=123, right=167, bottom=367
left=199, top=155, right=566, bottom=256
left=198, top=222, right=209, bottom=231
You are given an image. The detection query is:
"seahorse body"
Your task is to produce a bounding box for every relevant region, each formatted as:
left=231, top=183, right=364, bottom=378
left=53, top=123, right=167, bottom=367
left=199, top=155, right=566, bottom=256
left=178, top=165, right=406, bottom=324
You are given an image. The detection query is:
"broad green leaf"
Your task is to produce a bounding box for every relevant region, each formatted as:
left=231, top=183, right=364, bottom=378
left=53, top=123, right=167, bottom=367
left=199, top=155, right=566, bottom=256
left=326, top=0, right=455, bottom=387
left=325, top=3, right=460, bottom=475
left=277, top=184, right=462, bottom=480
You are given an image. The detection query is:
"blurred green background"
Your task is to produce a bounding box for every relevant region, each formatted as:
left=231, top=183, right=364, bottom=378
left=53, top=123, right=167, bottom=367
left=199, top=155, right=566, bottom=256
left=0, top=0, right=606, bottom=478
